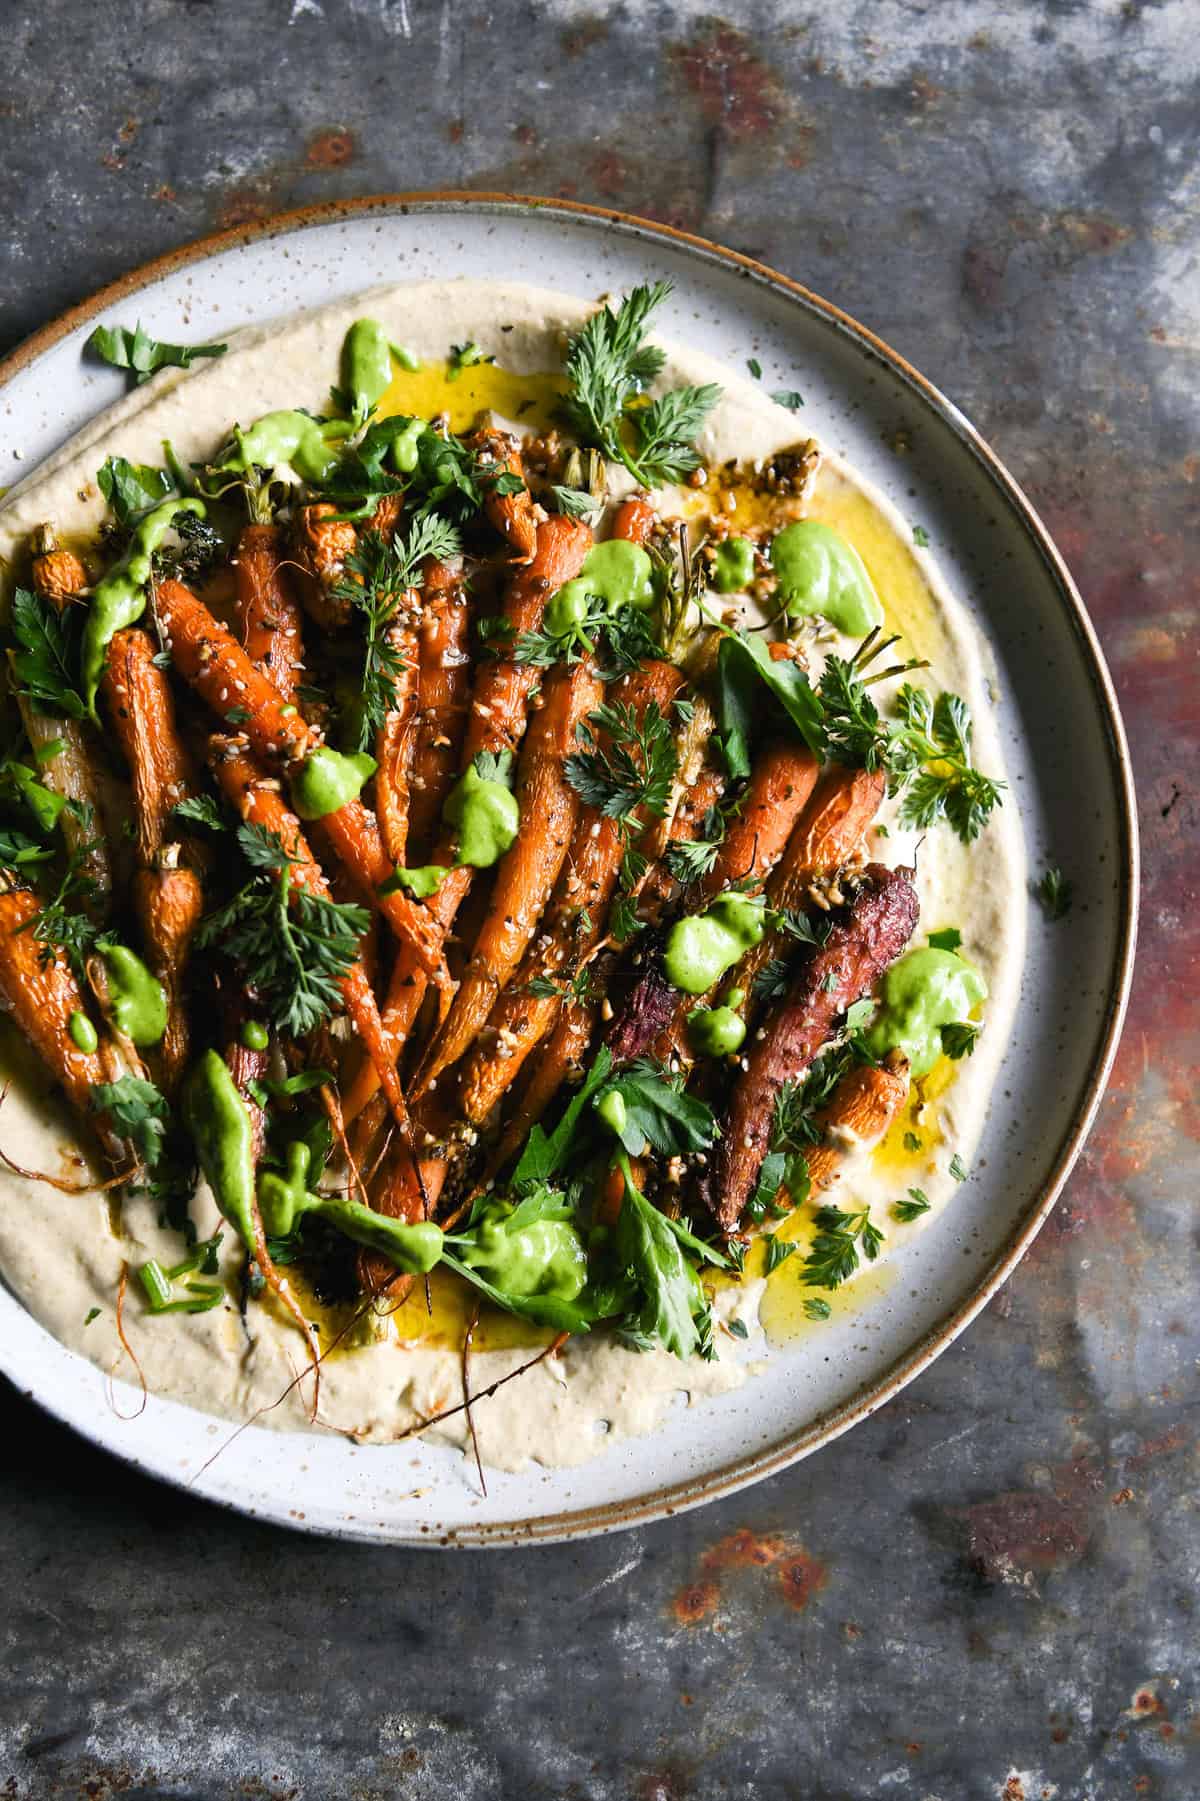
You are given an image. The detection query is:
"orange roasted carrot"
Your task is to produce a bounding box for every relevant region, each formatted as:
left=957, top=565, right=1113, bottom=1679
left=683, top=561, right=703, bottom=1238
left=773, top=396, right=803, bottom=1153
left=790, top=1052, right=910, bottom=1204
left=103, top=628, right=208, bottom=1089
left=290, top=502, right=359, bottom=632
left=484, top=990, right=599, bottom=1182
left=0, top=883, right=117, bottom=1150
left=341, top=513, right=593, bottom=1121
left=208, top=741, right=414, bottom=1142
left=454, top=659, right=683, bottom=1129
left=232, top=524, right=305, bottom=702
left=157, top=578, right=446, bottom=982
left=155, top=578, right=313, bottom=766
left=412, top=656, right=601, bottom=1098
left=728, top=764, right=888, bottom=1015
left=407, top=562, right=471, bottom=856
left=469, top=427, right=537, bottom=563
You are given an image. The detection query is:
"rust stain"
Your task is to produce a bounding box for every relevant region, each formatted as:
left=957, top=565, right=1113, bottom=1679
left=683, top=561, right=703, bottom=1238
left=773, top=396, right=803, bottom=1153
left=513, top=123, right=538, bottom=148
left=152, top=183, right=176, bottom=203
left=670, top=1579, right=719, bottom=1625
left=778, top=1550, right=827, bottom=1610
left=952, top=1489, right=1091, bottom=1584
left=305, top=128, right=356, bottom=169
left=446, top=118, right=465, bottom=143
left=701, top=1527, right=790, bottom=1571
left=671, top=1526, right=826, bottom=1625
left=1124, top=1423, right=1192, bottom=1472
left=218, top=188, right=276, bottom=230
left=671, top=22, right=783, bottom=140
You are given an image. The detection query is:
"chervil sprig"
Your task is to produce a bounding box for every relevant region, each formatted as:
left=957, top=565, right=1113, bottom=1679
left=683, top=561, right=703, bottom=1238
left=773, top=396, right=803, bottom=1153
left=559, top=283, right=721, bottom=487
left=335, top=513, right=461, bottom=750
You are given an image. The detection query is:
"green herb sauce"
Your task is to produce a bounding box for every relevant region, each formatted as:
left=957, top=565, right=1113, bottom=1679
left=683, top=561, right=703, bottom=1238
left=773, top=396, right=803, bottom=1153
left=340, top=318, right=396, bottom=421
left=240, top=1020, right=269, bottom=1052
left=382, top=864, right=450, bottom=899
left=769, top=520, right=884, bottom=636
left=98, top=943, right=167, bottom=1046
left=712, top=537, right=756, bottom=594
left=545, top=539, right=654, bottom=637
left=291, top=747, right=377, bottom=821
left=68, top=1009, right=98, bottom=1054
left=663, top=892, right=766, bottom=995
left=257, top=1142, right=442, bottom=1273
left=865, top=946, right=988, bottom=1077
left=444, top=764, right=519, bottom=869
left=687, top=1004, right=746, bottom=1056
left=455, top=1202, right=588, bottom=1302
left=83, top=497, right=206, bottom=715
left=183, top=1050, right=258, bottom=1248
left=220, top=411, right=340, bottom=483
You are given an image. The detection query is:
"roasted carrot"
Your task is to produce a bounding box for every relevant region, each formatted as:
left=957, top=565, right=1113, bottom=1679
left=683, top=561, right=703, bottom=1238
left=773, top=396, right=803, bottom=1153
left=609, top=495, right=657, bottom=545
left=406, top=561, right=471, bottom=857
left=484, top=989, right=600, bottom=1182
left=341, top=514, right=593, bottom=1121
left=726, top=764, right=887, bottom=1018
left=0, top=882, right=118, bottom=1152
left=208, top=740, right=415, bottom=1142
left=10, top=675, right=114, bottom=922
left=290, top=502, right=358, bottom=632
left=232, top=524, right=305, bottom=702
left=29, top=524, right=87, bottom=609
left=454, top=658, right=684, bottom=1129
left=412, top=655, right=601, bottom=1098
left=372, top=598, right=421, bottom=869
left=155, top=579, right=313, bottom=766
left=790, top=1051, right=910, bottom=1204
left=103, top=628, right=209, bottom=1089
left=468, top=427, right=537, bottom=563
left=701, top=864, right=919, bottom=1231
left=157, top=578, right=445, bottom=982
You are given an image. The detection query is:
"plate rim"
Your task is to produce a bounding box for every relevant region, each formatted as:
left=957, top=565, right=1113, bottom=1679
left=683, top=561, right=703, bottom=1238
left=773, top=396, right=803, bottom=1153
left=0, top=192, right=1139, bottom=1546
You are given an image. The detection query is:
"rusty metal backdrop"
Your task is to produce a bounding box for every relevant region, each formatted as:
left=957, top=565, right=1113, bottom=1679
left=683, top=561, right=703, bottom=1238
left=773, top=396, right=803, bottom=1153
left=0, top=3, right=1195, bottom=1796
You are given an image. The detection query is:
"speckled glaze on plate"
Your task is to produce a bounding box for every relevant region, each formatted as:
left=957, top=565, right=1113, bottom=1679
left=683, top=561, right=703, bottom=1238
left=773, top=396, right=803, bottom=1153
left=0, top=196, right=1137, bottom=1547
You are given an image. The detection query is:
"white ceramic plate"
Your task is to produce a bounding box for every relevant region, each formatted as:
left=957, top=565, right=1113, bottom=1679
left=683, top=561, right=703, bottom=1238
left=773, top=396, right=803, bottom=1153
left=0, top=197, right=1136, bottom=1545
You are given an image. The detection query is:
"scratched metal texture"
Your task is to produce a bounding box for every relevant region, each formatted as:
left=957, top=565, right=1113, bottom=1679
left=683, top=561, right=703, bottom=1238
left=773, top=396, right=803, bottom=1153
left=0, top=2, right=1195, bottom=1797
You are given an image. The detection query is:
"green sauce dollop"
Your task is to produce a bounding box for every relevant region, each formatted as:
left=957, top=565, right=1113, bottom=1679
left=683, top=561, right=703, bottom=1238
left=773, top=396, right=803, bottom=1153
left=340, top=318, right=397, bottom=422
left=545, top=539, right=654, bottom=639
left=865, top=946, right=988, bottom=1077
left=444, top=764, right=519, bottom=869
left=240, top=1020, right=269, bottom=1051
left=382, top=864, right=450, bottom=899
left=456, top=1202, right=588, bottom=1303
left=68, top=1009, right=98, bottom=1054
left=713, top=537, right=756, bottom=594
left=219, top=411, right=340, bottom=484
left=291, top=747, right=377, bottom=821
left=687, top=1004, right=746, bottom=1056
left=84, top=498, right=206, bottom=715
left=664, top=892, right=766, bottom=995
left=98, top=943, right=167, bottom=1046
left=769, top=520, right=884, bottom=636
left=183, top=1050, right=258, bottom=1248
left=258, top=1142, right=442, bottom=1273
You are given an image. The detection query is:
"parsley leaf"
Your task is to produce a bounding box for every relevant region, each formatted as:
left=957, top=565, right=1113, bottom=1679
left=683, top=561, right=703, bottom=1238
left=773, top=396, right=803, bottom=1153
left=446, top=340, right=495, bottom=380
left=595, top=1058, right=718, bottom=1159
left=97, top=455, right=174, bottom=526
left=928, top=927, right=962, bottom=951
left=764, top=1235, right=797, bottom=1275
left=949, top=1153, right=968, bottom=1182
left=1033, top=865, right=1072, bottom=921
left=893, top=1187, right=931, bottom=1222
left=86, top=322, right=227, bottom=386
left=751, top=957, right=790, bottom=1006
left=91, top=1075, right=170, bottom=1169
left=549, top=484, right=600, bottom=520
left=664, top=837, right=722, bottom=884
left=912, top=525, right=931, bottom=548
left=771, top=389, right=804, bottom=410
left=893, top=686, right=1005, bottom=844
left=511, top=1047, right=615, bottom=1191
left=747, top=357, right=763, bottom=380
left=170, top=794, right=227, bottom=832
left=714, top=633, right=824, bottom=775
left=9, top=588, right=88, bottom=720
left=802, top=1204, right=883, bottom=1290
left=941, top=1020, right=980, bottom=1060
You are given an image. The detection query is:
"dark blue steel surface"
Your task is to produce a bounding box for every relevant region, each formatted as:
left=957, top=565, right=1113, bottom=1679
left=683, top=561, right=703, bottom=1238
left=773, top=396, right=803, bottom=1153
left=0, top=3, right=1196, bottom=1795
